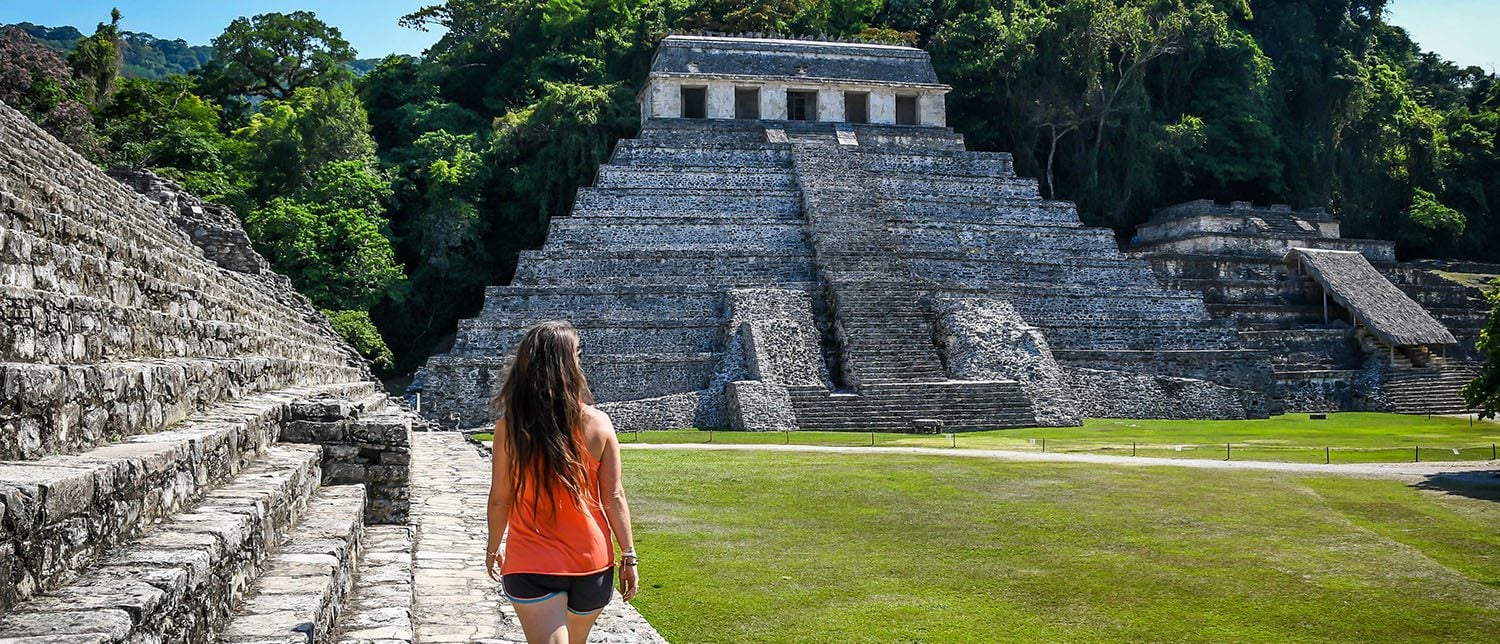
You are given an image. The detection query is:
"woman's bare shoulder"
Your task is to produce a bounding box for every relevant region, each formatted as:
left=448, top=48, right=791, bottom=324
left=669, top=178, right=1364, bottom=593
left=581, top=405, right=615, bottom=434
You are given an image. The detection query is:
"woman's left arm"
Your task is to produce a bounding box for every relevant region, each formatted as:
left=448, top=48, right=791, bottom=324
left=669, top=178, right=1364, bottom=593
left=485, top=419, right=513, bottom=583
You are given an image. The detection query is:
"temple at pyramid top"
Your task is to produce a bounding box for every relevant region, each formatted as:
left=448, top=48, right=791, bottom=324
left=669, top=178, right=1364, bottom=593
left=640, top=34, right=952, bottom=126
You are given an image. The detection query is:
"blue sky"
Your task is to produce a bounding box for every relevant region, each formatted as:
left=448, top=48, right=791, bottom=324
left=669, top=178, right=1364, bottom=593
left=0, top=0, right=1495, bottom=66
left=0, top=1, right=446, bottom=57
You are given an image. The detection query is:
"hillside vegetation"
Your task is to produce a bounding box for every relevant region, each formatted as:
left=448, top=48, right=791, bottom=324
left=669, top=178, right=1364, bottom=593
left=2, top=2, right=1498, bottom=385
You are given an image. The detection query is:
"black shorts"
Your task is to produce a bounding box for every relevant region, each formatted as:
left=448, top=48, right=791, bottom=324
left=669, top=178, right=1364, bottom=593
left=501, top=568, right=615, bottom=614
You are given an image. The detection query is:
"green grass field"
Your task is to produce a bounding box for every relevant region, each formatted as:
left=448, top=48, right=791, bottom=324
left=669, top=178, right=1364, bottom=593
left=614, top=413, right=1500, bottom=464
left=624, top=450, right=1500, bottom=642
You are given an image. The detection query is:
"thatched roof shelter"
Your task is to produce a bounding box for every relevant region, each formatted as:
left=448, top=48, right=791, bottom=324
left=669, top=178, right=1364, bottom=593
left=1286, top=248, right=1457, bottom=347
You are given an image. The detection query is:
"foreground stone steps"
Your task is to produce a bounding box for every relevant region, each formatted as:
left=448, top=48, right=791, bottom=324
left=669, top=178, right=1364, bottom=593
left=221, top=485, right=366, bottom=643
left=1, top=358, right=373, bottom=460
left=0, top=444, right=324, bottom=642
left=0, top=228, right=359, bottom=367
left=334, top=525, right=415, bottom=644
left=0, top=381, right=371, bottom=608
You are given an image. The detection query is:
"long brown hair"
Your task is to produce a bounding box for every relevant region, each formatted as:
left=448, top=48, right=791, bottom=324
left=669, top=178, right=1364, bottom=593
left=488, top=320, right=596, bottom=512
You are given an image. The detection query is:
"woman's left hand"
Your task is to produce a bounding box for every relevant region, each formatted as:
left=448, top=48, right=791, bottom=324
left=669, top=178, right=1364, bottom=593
left=485, top=549, right=504, bottom=583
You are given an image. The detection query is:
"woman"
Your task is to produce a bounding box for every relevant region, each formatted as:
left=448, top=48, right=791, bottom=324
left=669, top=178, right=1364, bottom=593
left=484, top=321, right=639, bottom=644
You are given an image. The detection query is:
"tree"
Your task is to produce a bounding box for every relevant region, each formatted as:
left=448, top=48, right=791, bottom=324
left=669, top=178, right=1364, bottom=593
left=1463, top=285, right=1500, bottom=419
left=210, top=11, right=355, bottom=99
left=68, top=9, right=124, bottom=108
left=0, top=27, right=99, bottom=157
left=243, top=189, right=404, bottom=312
left=233, top=83, right=378, bottom=201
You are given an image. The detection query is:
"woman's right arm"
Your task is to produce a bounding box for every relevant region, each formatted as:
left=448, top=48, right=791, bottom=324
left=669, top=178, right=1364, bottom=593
left=595, top=414, right=638, bottom=601
left=485, top=418, right=512, bottom=583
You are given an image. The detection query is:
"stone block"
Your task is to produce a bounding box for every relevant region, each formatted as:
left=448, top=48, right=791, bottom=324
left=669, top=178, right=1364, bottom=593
left=726, top=381, right=797, bottom=431
left=281, top=420, right=350, bottom=444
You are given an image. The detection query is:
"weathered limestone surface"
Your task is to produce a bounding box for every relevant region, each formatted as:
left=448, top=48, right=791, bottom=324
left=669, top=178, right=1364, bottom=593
left=0, top=97, right=451, bottom=644
left=283, top=395, right=417, bottom=524
left=408, top=433, right=664, bottom=643
left=422, top=100, right=1271, bottom=428
left=337, top=525, right=416, bottom=644
left=1132, top=200, right=1495, bottom=414
left=934, top=298, right=1081, bottom=427
left=1065, top=368, right=1250, bottom=419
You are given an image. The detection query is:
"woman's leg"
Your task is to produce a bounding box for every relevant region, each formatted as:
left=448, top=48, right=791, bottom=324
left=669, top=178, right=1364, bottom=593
left=565, top=608, right=603, bottom=644
left=562, top=567, right=614, bottom=644
left=510, top=593, right=570, bottom=644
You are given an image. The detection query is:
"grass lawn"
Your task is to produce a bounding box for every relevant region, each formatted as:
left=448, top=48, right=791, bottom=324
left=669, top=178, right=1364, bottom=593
left=1431, top=269, right=1499, bottom=293
left=620, top=413, right=1500, bottom=464
left=624, top=450, right=1500, bottom=642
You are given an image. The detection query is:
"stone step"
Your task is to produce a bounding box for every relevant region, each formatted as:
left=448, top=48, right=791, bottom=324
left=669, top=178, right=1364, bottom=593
left=887, top=226, right=1122, bottom=258
left=609, top=144, right=793, bottom=168
left=514, top=252, right=816, bottom=285
left=786, top=381, right=1037, bottom=431
left=852, top=149, right=1015, bottom=178
left=0, top=227, right=359, bottom=363
left=0, top=282, right=356, bottom=368
left=220, top=484, right=366, bottom=643
left=572, top=188, right=802, bottom=218
left=877, top=199, right=1083, bottom=227
left=453, top=320, right=726, bottom=356
left=544, top=220, right=809, bottom=252
left=875, top=174, right=1042, bottom=200
left=333, top=525, right=414, bottom=644
left=425, top=352, right=723, bottom=403
left=0, top=382, right=370, bottom=609
left=479, top=286, right=729, bottom=320
left=594, top=167, right=796, bottom=191
left=906, top=258, right=1163, bottom=290
left=1, top=359, right=376, bottom=461
left=0, top=444, right=325, bottom=643
left=0, top=196, right=346, bottom=360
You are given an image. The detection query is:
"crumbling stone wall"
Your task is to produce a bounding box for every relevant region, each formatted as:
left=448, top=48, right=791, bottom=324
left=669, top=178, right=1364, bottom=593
left=723, top=288, right=828, bottom=430
left=934, top=297, right=1081, bottom=426
left=283, top=397, right=420, bottom=523
left=1065, top=368, right=1249, bottom=419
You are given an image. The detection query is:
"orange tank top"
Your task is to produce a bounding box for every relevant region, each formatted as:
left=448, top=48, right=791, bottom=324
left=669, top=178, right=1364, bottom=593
left=501, top=441, right=614, bottom=576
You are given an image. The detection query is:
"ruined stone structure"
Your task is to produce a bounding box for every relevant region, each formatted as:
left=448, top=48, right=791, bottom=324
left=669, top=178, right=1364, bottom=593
left=1131, top=200, right=1494, bottom=414
left=421, top=35, right=1274, bottom=431
left=0, top=101, right=663, bottom=642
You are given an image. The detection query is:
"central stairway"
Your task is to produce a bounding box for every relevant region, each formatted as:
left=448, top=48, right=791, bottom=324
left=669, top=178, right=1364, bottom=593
left=785, top=136, right=1039, bottom=430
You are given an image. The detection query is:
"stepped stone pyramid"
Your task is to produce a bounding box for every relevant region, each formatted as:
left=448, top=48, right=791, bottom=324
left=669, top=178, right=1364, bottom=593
left=1130, top=200, right=1492, bottom=414
left=421, top=35, right=1273, bottom=431
left=0, top=101, right=664, bottom=642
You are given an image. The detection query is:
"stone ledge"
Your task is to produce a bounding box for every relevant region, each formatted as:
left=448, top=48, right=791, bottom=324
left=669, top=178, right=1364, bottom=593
left=221, top=485, right=366, bottom=644
left=0, top=444, right=324, bottom=642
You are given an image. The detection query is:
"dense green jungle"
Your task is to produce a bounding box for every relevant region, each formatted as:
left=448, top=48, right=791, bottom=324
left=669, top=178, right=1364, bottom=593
left=3, top=1, right=1498, bottom=410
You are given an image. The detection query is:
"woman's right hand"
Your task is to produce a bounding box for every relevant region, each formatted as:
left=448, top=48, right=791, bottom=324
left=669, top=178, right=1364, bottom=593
left=618, top=564, right=639, bottom=602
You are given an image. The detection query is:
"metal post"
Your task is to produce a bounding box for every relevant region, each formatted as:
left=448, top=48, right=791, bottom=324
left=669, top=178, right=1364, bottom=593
left=1042, top=438, right=1046, bottom=453
left=1415, top=446, right=1420, bottom=463
left=708, top=430, right=713, bottom=443
left=870, top=432, right=875, bottom=447
left=785, top=431, right=790, bottom=445
left=1492, top=443, right=1496, bottom=461
left=1326, top=447, right=1330, bottom=464
left=1132, top=442, right=1137, bottom=457
left=1226, top=443, right=1231, bottom=461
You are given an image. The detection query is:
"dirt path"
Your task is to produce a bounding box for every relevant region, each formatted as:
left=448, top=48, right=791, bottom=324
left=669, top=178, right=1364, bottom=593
left=622, top=442, right=1500, bottom=484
